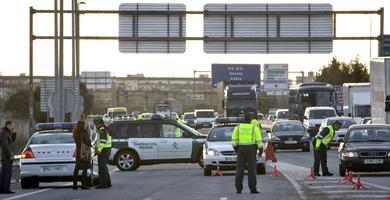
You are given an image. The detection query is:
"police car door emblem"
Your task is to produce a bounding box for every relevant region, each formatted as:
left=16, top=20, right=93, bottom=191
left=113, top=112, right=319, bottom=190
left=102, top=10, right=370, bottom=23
left=173, top=142, right=178, bottom=149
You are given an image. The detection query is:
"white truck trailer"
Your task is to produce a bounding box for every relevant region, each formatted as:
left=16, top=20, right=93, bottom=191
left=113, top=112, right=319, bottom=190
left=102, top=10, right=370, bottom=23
left=343, top=83, right=371, bottom=123
left=370, top=58, right=390, bottom=124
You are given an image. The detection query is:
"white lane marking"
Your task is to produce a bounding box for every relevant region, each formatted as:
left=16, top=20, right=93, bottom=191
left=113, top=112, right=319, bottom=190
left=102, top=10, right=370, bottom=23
left=308, top=185, right=358, bottom=189
left=319, top=190, right=388, bottom=194
left=220, top=197, right=228, bottom=200
left=304, top=180, right=339, bottom=184
left=267, top=163, right=307, bottom=200
left=144, top=198, right=152, bottom=200
left=2, top=189, right=52, bottom=200
left=328, top=195, right=390, bottom=198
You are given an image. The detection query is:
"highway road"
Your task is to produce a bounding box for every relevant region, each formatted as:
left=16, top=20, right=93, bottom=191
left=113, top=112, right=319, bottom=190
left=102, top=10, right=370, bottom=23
left=1, top=129, right=389, bottom=200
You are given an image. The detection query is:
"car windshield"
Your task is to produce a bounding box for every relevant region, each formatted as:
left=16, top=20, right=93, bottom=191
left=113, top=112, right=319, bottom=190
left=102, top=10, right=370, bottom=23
left=328, top=119, right=356, bottom=128
left=276, top=111, right=289, bottom=119
left=113, top=112, right=127, bottom=118
left=30, top=133, right=74, bottom=145
left=309, top=110, right=336, bottom=119
left=196, top=111, right=214, bottom=118
left=347, top=127, right=390, bottom=143
left=208, top=127, right=235, bottom=142
left=184, top=114, right=194, bottom=119
left=274, top=123, right=305, bottom=132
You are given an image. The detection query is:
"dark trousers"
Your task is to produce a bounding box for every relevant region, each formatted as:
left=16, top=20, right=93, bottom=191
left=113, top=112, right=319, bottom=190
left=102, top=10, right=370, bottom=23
left=313, top=145, right=329, bottom=174
left=0, top=159, right=12, bottom=192
left=235, top=145, right=257, bottom=192
left=73, top=157, right=88, bottom=188
left=98, top=148, right=111, bottom=187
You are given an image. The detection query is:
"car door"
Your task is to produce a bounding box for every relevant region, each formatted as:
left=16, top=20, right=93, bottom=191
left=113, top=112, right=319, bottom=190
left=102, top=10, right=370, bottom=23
left=158, top=123, right=193, bottom=160
left=128, top=123, right=159, bottom=160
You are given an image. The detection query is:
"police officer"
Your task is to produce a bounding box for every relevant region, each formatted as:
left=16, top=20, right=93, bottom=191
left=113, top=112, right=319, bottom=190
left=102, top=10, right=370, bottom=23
left=250, top=113, right=261, bottom=129
left=232, top=114, right=263, bottom=194
left=93, top=117, right=112, bottom=189
left=313, top=120, right=342, bottom=176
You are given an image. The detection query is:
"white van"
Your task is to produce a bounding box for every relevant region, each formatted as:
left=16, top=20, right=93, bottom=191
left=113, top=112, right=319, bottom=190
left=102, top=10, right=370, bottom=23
left=275, top=109, right=289, bottom=122
left=194, top=109, right=216, bottom=129
left=106, top=107, right=128, bottom=119
left=303, top=107, right=337, bottom=137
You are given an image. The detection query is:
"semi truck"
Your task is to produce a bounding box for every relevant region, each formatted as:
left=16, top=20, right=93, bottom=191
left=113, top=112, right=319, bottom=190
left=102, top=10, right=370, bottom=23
left=289, top=82, right=337, bottom=122
left=216, top=80, right=258, bottom=117
left=370, top=58, right=390, bottom=124
left=342, top=83, right=371, bottom=124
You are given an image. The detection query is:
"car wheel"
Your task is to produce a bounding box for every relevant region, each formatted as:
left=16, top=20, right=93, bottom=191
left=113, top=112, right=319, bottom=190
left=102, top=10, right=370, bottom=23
left=197, top=152, right=204, bottom=168
left=21, top=178, right=32, bottom=189
left=203, top=166, right=212, bottom=176
left=116, top=150, right=139, bottom=171
left=339, top=163, right=346, bottom=177
left=257, top=163, right=266, bottom=175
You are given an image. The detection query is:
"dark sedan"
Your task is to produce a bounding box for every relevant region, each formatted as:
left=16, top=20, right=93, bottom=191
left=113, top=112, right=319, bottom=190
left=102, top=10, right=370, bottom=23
left=338, top=124, right=390, bottom=176
left=269, top=120, right=311, bottom=152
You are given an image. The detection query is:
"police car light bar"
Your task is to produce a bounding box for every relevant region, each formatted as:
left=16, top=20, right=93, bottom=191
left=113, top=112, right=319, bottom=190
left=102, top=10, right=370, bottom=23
left=214, top=117, right=244, bottom=124
left=35, top=122, right=77, bottom=131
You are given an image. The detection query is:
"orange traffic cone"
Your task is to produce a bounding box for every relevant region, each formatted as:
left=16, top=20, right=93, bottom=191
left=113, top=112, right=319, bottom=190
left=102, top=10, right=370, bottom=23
left=385, top=194, right=390, bottom=199
left=265, top=142, right=277, bottom=163
left=339, top=170, right=349, bottom=183
left=352, top=175, right=368, bottom=190
left=271, top=163, right=280, bottom=177
left=341, top=171, right=355, bottom=184
left=213, top=166, right=223, bottom=176
left=305, top=167, right=317, bottom=180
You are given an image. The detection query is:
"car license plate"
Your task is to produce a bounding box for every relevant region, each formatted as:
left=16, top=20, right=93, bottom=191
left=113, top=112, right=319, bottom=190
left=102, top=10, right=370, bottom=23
left=285, top=141, right=297, bottom=144
left=225, top=157, right=236, bottom=161
left=363, top=159, right=383, bottom=164
left=41, top=165, right=65, bottom=172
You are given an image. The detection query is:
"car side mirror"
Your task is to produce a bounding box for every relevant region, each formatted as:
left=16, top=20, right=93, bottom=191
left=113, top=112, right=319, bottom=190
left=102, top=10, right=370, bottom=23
left=385, top=95, right=390, bottom=112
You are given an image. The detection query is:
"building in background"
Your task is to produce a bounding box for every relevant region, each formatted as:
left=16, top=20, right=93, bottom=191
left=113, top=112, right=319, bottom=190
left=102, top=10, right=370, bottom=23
left=80, top=71, right=112, bottom=91
left=296, top=71, right=315, bottom=84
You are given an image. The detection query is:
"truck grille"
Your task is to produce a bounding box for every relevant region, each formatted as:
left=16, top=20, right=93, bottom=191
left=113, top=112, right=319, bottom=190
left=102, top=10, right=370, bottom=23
left=359, top=151, right=387, bottom=158
left=221, top=151, right=236, bottom=156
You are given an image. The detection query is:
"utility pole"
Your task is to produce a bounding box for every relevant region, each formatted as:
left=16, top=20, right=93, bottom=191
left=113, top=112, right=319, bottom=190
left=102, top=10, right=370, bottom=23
left=29, top=7, right=34, bottom=136
left=59, top=0, right=64, bottom=121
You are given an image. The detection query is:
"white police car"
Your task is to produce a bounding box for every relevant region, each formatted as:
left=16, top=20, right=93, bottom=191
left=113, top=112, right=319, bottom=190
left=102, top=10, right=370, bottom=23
left=203, top=117, right=266, bottom=176
left=20, top=123, right=97, bottom=189
left=109, top=116, right=206, bottom=171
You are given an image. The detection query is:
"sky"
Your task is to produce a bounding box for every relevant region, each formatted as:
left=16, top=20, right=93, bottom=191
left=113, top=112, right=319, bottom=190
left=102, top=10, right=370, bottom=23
left=0, top=0, right=388, bottom=78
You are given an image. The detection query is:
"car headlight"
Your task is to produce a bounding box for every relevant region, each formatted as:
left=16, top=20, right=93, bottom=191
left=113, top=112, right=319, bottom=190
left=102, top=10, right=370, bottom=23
left=388, top=152, right=390, bottom=157
left=271, top=135, right=280, bottom=141
left=341, top=152, right=358, bottom=158
left=301, top=134, right=310, bottom=140
left=207, top=148, right=220, bottom=156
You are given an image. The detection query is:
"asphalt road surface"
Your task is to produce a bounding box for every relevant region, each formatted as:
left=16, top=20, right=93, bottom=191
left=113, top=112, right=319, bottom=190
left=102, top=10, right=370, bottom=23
left=1, top=131, right=389, bottom=200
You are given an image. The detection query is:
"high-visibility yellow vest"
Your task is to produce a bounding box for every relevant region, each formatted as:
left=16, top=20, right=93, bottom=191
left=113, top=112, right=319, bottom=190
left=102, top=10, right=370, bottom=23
left=97, top=126, right=112, bottom=152
left=315, top=125, right=335, bottom=148
left=232, top=123, right=263, bottom=149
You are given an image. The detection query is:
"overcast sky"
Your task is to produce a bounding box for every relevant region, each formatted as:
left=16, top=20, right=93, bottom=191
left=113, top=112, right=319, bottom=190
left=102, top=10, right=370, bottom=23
left=0, top=0, right=388, bottom=78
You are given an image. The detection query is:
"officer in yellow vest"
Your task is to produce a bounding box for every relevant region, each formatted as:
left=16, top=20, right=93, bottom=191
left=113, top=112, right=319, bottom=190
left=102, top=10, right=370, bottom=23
left=175, top=116, right=183, bottom=137
left=313, top=120, right=341, bottom=176
left=232, top=114, right=263, bottom=194
left=251, top=115, right=262, bottom=129
left=93, top=116, right=112, bottom=189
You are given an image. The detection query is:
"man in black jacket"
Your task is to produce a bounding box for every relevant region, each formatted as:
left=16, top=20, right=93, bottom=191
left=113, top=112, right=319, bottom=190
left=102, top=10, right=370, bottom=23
left=0, top=121, right=15, bottom=194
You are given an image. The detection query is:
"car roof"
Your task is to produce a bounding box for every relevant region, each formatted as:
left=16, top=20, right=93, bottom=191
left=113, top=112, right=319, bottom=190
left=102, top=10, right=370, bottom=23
left=195, top=109, right=214, bottom=112
left=274, top=120, right=302, bottom=124
left=326, top=117, right=355, bottom=121
left=305, top=107, right=335, bottom=111
left=276, top=109, right=288, bottom=112
left=34, top=130, right=72, bottom=135
left=349, top=124, right=390, bottom=129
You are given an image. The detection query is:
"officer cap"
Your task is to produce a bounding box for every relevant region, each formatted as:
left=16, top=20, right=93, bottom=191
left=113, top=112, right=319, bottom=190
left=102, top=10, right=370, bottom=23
left=333, top=120, right=342, bottom=126
left=93, top=116, right=104, bottom=124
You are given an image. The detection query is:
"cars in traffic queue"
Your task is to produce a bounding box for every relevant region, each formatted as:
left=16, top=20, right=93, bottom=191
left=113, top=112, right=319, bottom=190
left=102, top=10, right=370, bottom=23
left=194, top=109, right=216, bottom=129
left=269, top=120, right=311, bottom=152
left=338, top=124, right=390, bottom=176
left=20, top=122, right=97, bottom=189
left=183, top=112, right=195, bottom=127
left=303, top=107, right=337, bottom=137
left=275, top=109, right=289, bottom=122
left=203, top=117, right=266, bottom=176
left=319, top=117, right=357, bottom=147
left=108, top=116, right=206, bottom=171
left=360, top=117, right=372, bottom=125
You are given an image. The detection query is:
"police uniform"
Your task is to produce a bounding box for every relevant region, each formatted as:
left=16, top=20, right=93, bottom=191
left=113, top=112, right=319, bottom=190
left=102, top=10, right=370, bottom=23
left=251, top=119, right=261, bottom=129
left=232, top=123, right=263, bottom=193
left=96, top=125, right=112, bottom=188
left=313, top=125, right=335, bottom=176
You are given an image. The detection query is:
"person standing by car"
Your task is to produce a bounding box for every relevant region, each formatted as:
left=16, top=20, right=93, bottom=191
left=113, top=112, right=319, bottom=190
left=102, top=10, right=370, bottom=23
left=72, top=114, right=92, bottom=190
left=232, top=114, right=263, bottom=194
left=313, top=120, right=341, bottom=176
left=0, top=121, right=15, bottom=194
left=93, top=116, right=112, bottom=189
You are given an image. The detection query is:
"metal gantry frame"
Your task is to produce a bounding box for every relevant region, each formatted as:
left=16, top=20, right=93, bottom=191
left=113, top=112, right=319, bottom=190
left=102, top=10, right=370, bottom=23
left=28, top=6, right=385, bottom=135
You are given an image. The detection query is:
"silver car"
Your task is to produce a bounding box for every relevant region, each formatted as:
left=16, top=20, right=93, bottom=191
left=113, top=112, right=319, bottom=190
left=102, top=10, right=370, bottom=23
left=319, top=117, right=357, bottom=146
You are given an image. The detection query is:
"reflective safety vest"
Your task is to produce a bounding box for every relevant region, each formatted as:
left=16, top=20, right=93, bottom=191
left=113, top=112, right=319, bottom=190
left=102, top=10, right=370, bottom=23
left=232, top=123, right=263, bottom=149
left=315, top=125, right=335, bottom=148
left=251, top=119, right=261, bottom=129
left=97, top=126, right=112, bottom=152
